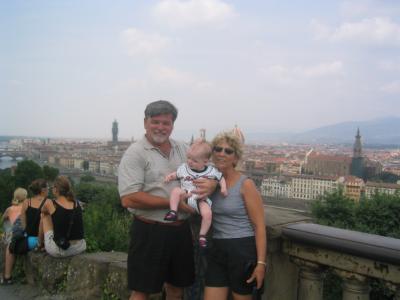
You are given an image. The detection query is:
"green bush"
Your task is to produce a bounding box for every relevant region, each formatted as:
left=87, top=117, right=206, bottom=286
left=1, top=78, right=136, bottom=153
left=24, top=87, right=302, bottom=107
left=75, top=181, right=130, bottom=252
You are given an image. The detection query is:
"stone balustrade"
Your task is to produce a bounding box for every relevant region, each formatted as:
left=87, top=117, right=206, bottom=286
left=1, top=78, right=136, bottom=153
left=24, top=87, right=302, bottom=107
left=281, top=222, right=400, bottom=300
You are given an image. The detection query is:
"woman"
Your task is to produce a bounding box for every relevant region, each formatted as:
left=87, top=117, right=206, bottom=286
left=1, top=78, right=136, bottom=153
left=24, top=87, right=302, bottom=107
left=40, top=176, right=86, bottom=257
left=2, top=180, right=48, bottom=284
left=204, top=132, right=267, bottom=300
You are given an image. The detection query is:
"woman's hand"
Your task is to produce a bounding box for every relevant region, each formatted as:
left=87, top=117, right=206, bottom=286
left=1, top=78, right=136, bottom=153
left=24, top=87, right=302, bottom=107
left=246, top=263, right=266, bottom=289
left=192, top=178, right=218, bottom=199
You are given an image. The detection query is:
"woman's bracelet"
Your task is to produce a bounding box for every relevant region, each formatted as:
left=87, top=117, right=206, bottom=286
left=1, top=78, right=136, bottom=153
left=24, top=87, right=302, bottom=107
left=257, top=261, right=267, bottom=267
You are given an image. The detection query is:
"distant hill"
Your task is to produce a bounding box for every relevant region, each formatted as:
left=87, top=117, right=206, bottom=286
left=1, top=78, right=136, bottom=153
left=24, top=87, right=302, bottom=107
left=246, top=116, right=400, bottom=145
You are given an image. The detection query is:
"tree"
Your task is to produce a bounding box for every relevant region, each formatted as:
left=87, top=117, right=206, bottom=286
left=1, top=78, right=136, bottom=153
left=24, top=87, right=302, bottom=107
left=42, top=165, right=59, bottom=182
left=0, top=169, right=16, bottom=212
left=14, top=160, right=44, bottom=190
left=367, top=171, right=400, bottom=183
left=80, top=174, right=96, bottom=183
left=311, top=189, right=356, bottom=229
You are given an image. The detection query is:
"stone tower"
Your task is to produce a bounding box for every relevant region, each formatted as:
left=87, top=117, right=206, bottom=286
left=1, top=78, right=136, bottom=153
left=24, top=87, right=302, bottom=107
left=112, top=120, right=118, bottom=145
left=350, top=128, right=364, bottom=178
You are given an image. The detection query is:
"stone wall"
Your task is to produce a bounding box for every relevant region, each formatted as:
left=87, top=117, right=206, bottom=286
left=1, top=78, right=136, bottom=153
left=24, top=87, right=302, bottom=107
left=1, top=206, right=310, bottom=300
left=25, top=251, right=130, bottom=299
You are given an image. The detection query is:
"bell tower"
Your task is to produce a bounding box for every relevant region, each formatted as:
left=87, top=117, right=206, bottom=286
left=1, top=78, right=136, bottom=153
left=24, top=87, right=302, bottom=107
left=351, top=128, right=364, bottom=178
left=112, top=120, right=118, bottom=145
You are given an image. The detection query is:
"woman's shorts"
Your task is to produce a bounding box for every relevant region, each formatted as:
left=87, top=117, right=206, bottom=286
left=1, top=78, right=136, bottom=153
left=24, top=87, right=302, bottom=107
left=44, top=231, right=86, bottom=257
left=205, top=236, right=258, bottom=295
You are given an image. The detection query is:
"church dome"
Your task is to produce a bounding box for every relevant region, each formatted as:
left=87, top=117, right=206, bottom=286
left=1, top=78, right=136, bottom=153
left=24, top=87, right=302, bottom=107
left=231, top=125, right=245, bottom=144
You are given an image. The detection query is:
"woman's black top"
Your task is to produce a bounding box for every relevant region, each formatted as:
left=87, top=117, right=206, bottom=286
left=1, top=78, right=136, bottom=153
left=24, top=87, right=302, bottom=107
left=25, top=199, right=42, bottom=236
left=51, top=200, right=84, bottom=241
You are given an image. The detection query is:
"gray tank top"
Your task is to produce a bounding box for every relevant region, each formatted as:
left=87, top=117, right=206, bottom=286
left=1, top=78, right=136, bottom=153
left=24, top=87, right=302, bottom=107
left=211, top=175, right=255, bottom=239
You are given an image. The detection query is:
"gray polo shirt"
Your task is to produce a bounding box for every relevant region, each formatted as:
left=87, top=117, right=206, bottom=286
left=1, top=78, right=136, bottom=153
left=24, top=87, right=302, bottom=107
left=118, top=136, right=189, bottom=221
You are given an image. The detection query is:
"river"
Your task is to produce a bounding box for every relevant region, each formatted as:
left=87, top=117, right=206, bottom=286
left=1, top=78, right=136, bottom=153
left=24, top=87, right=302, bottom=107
left=0, top=157, right=19, bottom=170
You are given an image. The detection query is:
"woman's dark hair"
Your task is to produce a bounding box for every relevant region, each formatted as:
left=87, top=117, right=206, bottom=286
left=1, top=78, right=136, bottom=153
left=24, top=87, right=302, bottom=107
left=54, top=176, right=75, bottom=202
left=29, top=179, right=48, bottom=196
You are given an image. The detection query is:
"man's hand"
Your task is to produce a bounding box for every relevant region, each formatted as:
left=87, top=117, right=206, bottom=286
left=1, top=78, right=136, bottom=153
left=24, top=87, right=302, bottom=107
left=178, top=200, right=196, bottom=214
left=192, top=178, right=218, bottom=199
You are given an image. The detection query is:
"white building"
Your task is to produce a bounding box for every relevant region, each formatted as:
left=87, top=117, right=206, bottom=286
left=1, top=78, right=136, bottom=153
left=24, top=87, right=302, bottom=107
left=365, top=181, right=400, bottom=198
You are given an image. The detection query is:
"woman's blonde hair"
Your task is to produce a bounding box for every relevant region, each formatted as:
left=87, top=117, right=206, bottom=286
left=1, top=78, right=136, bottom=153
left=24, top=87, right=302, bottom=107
left=211, top=132, right=243, bottom=166
left=12, top=187, right=28, bottom=205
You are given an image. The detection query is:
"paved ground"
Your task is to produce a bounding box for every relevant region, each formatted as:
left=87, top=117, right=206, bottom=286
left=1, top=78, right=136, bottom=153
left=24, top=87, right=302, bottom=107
left=0, top=283, right=67, bottom=300
left=0, top=283, right=39, bottom=299
left=264, top=196, right=313, bottom=212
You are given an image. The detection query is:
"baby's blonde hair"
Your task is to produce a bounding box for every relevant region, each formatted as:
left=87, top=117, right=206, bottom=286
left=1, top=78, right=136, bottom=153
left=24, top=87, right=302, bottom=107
left=190, top=139, right=212, bottom=160
left=12, top=187, right=28, bottom=205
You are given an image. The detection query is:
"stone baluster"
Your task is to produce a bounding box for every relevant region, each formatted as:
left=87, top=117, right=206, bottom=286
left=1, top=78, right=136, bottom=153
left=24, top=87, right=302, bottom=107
left=334, top=270, right=370, bottom=300
left=386, top=283, right=400, bottom=300
left=292, top=257, right=325, bottom=300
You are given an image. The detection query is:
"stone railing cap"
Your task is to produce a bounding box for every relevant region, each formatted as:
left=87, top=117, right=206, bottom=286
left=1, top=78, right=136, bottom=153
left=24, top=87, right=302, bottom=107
left=282, top=223, right=400, bottom=265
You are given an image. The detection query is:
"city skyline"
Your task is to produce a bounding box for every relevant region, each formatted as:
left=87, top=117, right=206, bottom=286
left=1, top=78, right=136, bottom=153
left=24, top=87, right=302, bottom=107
left=2, top=0, right=400, bottom=140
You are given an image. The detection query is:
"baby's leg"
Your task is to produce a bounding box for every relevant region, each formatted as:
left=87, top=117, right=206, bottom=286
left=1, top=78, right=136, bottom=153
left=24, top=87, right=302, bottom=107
left=169, top=187, right=186, bottom=211
left=198, top=200, right=212, bottom=237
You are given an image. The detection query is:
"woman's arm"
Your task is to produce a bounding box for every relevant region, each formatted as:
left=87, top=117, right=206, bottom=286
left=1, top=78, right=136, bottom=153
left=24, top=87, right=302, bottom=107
left=41, top=199, right=55, bottom=215
left=192, top=178, right=218, bottom=199
left=242, top=178, right=267, bottom=289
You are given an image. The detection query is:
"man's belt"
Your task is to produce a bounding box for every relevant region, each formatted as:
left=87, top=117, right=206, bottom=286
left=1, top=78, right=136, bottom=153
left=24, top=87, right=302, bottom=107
left=134, top=215, right=186, bottom=226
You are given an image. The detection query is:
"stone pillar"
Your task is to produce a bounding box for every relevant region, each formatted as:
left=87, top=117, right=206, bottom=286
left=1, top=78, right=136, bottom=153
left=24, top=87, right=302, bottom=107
left=386, top=283, right=400, bottom=300
left=334, top=270, right=370, bottom=300
left=292, top=258, right=324, bottom=300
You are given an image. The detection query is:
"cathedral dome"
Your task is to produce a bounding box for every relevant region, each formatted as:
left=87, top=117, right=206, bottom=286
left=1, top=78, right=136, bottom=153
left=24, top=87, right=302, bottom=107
left=231, top=124, right=245, bottom=144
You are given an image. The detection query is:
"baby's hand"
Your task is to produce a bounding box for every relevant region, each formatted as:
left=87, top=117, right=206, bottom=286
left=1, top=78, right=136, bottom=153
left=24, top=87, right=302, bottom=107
left=221, top=189, right=228, bottom=197
left=164, top=174, right=174, bottom=182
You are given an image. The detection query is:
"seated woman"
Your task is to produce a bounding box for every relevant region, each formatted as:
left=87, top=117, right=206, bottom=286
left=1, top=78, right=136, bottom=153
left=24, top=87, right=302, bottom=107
left=1, top=187, right=27, bottom=284
left=204, top=132, right=267, bottom=300
left=40, top=176, right=86, bottom=257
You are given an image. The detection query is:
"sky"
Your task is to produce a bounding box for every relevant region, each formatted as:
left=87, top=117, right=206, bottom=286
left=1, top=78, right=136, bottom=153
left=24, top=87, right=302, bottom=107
left=1, top=0, right=400, bottom=141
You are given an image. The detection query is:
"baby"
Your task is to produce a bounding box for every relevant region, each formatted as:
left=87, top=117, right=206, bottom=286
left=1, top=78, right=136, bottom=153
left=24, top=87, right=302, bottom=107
left=164, top=139, right=227, bottom=248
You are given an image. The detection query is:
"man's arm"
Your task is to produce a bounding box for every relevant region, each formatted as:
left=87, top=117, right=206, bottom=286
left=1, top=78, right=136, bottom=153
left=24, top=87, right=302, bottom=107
left=121, top=191, right=170, bottom=210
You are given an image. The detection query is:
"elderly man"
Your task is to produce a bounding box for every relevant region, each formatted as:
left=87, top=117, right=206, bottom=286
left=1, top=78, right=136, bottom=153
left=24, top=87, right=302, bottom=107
left=119, top=100, right=215, bottom=300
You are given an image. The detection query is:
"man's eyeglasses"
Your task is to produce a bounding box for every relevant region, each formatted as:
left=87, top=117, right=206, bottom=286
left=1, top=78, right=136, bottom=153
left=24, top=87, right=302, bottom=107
left=213, top=146, right=235, bottom=155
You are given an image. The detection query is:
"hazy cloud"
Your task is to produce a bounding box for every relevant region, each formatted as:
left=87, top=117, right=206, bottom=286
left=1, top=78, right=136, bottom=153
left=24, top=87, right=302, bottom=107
left=6, top=80, right=23, bottom=86
left=262, top=61, right=344, bottom=85
left=152, top=0, right=236, bottom=28
left=381, top=80, right=400, bottom=94
left=121, top=28, right=172, bottom=56
left=378, top=60, right=400, bottom=71
left=312, top=17, right=400, bottom=46
left=340, top=0, right=400, bottom=19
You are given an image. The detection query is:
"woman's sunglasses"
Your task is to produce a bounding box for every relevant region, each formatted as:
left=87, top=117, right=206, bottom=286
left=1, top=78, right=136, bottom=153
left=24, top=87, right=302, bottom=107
left=213, top=146, right=235, bottom=155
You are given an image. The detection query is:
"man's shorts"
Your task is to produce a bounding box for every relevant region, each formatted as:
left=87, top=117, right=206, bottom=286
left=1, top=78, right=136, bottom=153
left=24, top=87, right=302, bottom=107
left=128, top=217, right=195, bottom=293
left=205, top=236, right=259, bottom=295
